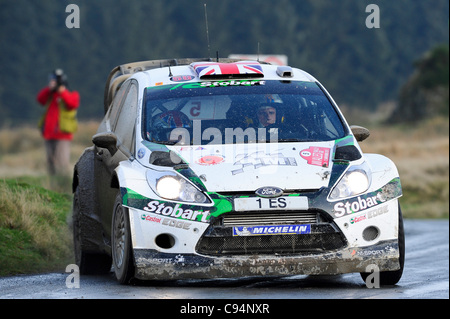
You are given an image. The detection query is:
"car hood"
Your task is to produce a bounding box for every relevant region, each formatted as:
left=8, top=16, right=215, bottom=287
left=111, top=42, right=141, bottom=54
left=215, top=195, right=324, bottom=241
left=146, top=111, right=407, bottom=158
left=168, top=142, right=335, bottom=192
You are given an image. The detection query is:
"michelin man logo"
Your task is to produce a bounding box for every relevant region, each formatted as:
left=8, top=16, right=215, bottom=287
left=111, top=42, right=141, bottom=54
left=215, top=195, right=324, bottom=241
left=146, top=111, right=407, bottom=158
left=234, top=227, right=252, bottom=236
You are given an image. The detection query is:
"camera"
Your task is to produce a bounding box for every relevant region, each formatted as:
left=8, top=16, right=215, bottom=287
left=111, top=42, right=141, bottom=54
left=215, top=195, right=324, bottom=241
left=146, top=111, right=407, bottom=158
left=51, top=69, right=68, bottom=91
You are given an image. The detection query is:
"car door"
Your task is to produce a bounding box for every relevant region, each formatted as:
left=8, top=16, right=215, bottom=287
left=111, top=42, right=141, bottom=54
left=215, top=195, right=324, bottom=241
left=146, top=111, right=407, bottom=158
left=94, top=80, right=139, bottom=242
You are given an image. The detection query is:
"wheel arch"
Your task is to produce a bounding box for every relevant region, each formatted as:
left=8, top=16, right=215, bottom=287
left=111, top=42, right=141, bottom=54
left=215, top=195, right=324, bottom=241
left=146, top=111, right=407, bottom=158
left=364, top=153, right=401, bottom=192
left=72, top=147, right=105, bottom=254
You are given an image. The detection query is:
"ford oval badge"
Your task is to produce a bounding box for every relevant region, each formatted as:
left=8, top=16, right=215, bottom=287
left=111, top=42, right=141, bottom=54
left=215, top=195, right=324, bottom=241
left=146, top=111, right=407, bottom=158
left=255, top=186, right=283, bottom=198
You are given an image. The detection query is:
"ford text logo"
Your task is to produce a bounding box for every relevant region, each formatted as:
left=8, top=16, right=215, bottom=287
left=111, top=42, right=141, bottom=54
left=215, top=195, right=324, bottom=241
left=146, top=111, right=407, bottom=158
left=255, top=186, right=283, bottom=198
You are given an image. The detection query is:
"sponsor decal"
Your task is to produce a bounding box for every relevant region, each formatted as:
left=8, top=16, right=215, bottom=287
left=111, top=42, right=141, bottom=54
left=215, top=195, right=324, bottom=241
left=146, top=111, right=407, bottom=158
left=148, top=80, right=266, bottom=91
left=199, top=80, right=266, bottom=88
left=255, top=186, right=284, bottom=198
left=233, top=224, right=311, bottom=237
left=197, top=155, right=225, bottom=166
left=300, top=147, right=330, bottom=167
left=367, top=205, right=389, bottom=219
left=121, top=186, right=232, bottom=221
left=232, top=151, right=297, bottom=175
left=143, top=201, right=210, bottom=222
left=334, top=193, right=386, bottom=218
left=170, top=75, right=195, bottom=82
left=351, top=249, right=385, bottom=257
left=350, top=215, right=367, bottom=224
left=149, top=254, right=186, bottom=264
left=141, top=214, right=192, bottom=230
left=141, top=214, right=162, bottom=223
left=137, top=147, right=146, bottom=159
left=349, top=206, right=389, bottom=224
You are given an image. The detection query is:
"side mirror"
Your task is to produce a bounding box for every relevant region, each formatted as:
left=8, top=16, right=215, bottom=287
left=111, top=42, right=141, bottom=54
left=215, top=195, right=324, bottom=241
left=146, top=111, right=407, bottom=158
left=350, top=125, right=370, bottom=142
left=92, top=132, right=118, bottom=155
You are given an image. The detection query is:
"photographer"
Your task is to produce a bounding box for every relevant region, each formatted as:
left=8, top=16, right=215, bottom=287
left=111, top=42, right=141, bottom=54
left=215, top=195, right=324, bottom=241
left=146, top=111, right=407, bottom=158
left=37, top=69, right=80, bottom=176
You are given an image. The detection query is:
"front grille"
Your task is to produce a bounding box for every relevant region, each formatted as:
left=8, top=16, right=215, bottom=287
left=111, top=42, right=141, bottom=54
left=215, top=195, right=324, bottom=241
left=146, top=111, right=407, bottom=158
left=223, top=211, right=317, bottom=227
left=196, top=210, right=347, bottom=256
left=196, top=231, right=346, bottom=256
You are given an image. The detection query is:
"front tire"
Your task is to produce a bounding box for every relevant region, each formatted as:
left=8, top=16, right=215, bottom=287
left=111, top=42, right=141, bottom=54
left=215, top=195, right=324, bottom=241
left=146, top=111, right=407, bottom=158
left=111, top=193, right=135, bottom=284
left=360, top=203, right=405, bottom=285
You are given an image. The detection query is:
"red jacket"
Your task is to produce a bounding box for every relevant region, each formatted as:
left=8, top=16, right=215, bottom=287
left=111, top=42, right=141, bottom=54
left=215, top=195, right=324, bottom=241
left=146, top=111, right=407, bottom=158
left=37, top=87, right=80, bottom=140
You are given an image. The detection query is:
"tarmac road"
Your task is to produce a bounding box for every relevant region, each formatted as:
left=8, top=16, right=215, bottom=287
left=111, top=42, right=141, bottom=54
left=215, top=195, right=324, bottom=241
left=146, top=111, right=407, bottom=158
left=0, top=220, right=448, bottom=301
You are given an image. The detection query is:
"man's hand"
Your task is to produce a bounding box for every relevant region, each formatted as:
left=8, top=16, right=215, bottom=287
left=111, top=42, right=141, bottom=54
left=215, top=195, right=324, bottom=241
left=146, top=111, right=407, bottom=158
left=48, top=80, right=57, bottom=91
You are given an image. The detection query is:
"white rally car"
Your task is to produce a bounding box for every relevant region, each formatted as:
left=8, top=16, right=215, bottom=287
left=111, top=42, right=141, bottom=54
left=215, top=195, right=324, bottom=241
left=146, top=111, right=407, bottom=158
left=72, top=58, right=404, bottom=285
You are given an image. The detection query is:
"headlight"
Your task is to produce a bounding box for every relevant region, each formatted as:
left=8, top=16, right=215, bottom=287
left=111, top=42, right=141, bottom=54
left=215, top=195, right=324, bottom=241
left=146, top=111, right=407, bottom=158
left=329, top=165, right=371, bottom=200
left=147, top=171, right=210, bottom=204
left=156, top=176, right=182, bottom=200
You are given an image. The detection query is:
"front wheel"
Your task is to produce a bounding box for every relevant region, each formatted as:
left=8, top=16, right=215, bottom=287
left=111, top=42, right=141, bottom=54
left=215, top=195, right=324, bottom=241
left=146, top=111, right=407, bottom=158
left=111, top=193, right=135, bottom=284
left=360, top=203, right=405, bottom=286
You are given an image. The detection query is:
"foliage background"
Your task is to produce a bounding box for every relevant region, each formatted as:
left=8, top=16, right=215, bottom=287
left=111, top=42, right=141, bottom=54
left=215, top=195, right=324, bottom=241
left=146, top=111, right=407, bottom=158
left=0, top=0, right=449, bottom=126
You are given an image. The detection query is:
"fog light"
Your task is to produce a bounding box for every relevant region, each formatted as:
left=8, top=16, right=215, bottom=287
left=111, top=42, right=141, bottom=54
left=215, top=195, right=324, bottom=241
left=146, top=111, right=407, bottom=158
left=155, top=233, right=176, bottom=249
left=362, top=226, right=379, bottom=242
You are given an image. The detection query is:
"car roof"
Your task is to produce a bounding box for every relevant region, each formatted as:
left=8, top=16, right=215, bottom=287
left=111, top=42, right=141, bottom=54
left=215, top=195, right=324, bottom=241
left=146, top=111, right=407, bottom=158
left=104, top=58, right=318, bottom=113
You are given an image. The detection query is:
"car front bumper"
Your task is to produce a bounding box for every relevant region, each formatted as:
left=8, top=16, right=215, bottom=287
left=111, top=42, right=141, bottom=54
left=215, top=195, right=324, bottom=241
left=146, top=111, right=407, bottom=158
left=133, top=239, right=400, bottom=280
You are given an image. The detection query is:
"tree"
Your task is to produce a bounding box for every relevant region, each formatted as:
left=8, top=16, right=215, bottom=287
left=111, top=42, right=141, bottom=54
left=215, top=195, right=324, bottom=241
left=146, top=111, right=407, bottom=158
left=390, top=44, right=449, bottom=123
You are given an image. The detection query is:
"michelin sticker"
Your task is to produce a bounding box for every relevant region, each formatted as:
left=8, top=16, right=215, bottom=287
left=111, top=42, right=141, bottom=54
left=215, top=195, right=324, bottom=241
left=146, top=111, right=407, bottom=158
left=233, top=224, right=311, bottom=237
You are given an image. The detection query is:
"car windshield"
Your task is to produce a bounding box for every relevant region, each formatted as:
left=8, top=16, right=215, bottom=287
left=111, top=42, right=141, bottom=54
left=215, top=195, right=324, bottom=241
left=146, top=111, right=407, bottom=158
left=143, top=80, right=346, bottom=145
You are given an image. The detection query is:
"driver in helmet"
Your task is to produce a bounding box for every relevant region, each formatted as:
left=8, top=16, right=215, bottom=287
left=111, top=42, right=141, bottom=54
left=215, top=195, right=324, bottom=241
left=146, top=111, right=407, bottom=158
left=255, top=94, right=285, bottom=128
left=257, top=105, right=277, bottom=128
left=151, top=110, right=191, bottom=143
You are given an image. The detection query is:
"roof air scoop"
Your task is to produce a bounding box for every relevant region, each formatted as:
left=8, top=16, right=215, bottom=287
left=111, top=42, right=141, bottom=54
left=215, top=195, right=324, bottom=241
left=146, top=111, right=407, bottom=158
left=191, top=61, right=264, bottom=79
left=277, top=66, right=294, bottom=78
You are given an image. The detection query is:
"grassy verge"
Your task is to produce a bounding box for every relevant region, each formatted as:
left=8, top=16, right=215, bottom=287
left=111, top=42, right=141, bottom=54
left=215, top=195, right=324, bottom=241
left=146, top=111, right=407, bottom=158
left=358, top=117, right=449, bottom=219
left=0, top=122, right=97, bottom=277
left=0, top=178, right=74, bottom=276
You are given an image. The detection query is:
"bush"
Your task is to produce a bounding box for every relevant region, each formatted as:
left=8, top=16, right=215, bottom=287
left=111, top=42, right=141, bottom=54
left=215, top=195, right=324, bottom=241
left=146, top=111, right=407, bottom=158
left=390, top=44, right=449, bottom=122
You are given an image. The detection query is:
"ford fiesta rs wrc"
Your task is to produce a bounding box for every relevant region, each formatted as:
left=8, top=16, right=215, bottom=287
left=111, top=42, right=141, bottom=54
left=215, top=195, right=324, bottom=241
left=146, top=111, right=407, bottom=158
left=72, top=58, right=404, bottom=285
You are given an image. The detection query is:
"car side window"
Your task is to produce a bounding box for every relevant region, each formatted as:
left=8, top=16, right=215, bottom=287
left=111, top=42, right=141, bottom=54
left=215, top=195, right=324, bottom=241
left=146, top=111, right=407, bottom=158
left=114, top=82, right=138, bottom=153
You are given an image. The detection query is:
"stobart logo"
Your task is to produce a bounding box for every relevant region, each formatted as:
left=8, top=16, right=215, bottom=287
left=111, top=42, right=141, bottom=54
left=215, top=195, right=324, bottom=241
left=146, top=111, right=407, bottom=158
left=334, top=193, right=386, bottom=218
left=143, top=200, right=210, bottom=222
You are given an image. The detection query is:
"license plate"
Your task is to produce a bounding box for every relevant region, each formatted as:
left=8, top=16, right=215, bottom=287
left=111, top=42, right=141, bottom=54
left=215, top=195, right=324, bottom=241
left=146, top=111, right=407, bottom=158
left=234, top=196, right=309, bottom=211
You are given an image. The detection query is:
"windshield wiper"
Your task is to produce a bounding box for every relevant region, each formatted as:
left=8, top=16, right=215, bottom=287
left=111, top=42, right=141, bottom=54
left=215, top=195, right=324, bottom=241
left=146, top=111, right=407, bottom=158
left=152, top=140, right=183, bottom=145
left=276, top=138, right=317, bottom=143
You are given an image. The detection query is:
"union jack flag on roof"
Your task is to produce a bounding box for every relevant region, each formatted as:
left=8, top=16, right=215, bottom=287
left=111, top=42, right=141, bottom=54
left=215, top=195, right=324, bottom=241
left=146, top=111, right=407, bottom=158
left=191, top=61, right=264, bottom=79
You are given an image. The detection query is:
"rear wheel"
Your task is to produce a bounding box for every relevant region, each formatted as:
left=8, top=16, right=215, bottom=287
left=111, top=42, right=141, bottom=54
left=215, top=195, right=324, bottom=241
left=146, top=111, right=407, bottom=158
left=360, top=203, right=405, bottom=285
left=111, top=193, right=135, bottom=284
left=73, top=187, right=112, bottom=274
